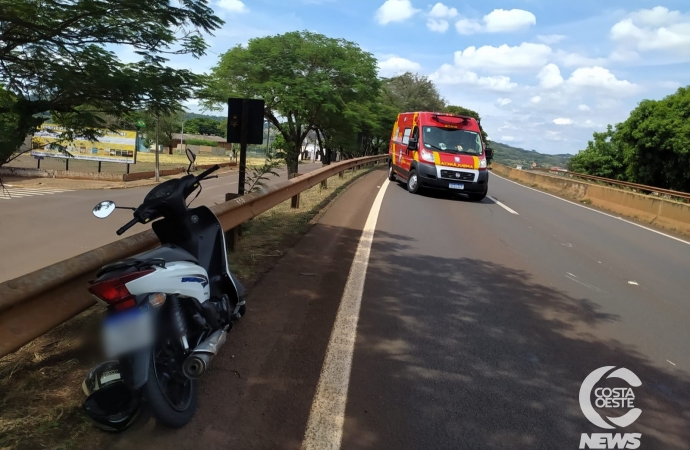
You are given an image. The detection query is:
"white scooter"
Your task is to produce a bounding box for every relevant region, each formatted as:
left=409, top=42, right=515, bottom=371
left=82, top=151, right=245, bottom=430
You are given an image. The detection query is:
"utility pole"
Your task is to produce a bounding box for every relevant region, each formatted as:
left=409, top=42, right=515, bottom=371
left=181, top=120, right=185, bottom=154
left=155, top=114, right=160, bottom=182
left=265, top=120, right=270, bottom=164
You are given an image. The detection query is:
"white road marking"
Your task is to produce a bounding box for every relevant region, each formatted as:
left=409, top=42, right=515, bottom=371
left=566, top=274, right=603, bottom=293
left=487, top=195, right=519, bottom=215
left=628, top=281, right=639, bottom=286
left=0, top=187, right=73, bottom=200
left=301, top=178, right=390, bottom=450
left=492, top=173, right=690, bottom=246
left=567, top=273, right=577, bottom=278
left=667, top=360, right=676, bottom=366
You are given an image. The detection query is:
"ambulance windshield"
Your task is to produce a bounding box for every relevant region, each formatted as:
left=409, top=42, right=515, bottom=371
left=422, top=127, right=483, bottom=156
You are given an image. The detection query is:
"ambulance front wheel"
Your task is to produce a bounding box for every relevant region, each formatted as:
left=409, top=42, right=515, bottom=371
left=407, top=170, right=420, bottom=194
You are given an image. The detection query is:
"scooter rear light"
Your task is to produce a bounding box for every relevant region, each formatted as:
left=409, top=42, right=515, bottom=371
left=89, top=270, right=155, bottom=306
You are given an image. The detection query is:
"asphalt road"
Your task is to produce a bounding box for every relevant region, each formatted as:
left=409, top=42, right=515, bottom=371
left=0, top=163, right=322, bottom=283
left=107, top=168, right=689, bottom=450
left=341, top=172, right=690, bottom=449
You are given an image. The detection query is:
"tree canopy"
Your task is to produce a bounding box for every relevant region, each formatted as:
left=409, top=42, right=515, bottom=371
left=0, top=0, right=223, bottom=167
left=183, top=117, right=224, bottom=136
left=568, top=86, right=690, bottom=192
left=201, top=30, right=381, bottom=173
left=382, top=72, right=446, bottom=113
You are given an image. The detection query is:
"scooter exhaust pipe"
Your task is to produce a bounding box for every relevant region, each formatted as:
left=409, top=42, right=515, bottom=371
left=182, top=329, right=227, bottom=379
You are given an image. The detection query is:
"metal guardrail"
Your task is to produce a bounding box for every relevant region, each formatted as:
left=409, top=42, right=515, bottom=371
left=0, top=155, right=388, bottom=358
left=528, top=167, right=690, bottom=202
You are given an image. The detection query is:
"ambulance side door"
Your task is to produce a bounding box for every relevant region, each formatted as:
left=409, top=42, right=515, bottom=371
left=398, top=122, right=413, bottom=178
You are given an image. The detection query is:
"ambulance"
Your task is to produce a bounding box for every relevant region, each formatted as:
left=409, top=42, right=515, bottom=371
left=388, top=112, right=493, bottom=201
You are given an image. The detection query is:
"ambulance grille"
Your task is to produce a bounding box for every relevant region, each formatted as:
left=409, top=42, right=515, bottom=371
left=440, top=170, right=474, bottom=181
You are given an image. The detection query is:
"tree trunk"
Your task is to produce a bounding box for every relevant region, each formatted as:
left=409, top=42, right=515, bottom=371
left=286, top=136, right=302, bottom=176
left=316, top=131, right=329, bottom=165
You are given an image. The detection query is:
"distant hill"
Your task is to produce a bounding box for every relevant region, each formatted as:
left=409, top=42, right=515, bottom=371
left=183, top=112, right=225, bottom=122
left=489, top=141, right=571, bottom=168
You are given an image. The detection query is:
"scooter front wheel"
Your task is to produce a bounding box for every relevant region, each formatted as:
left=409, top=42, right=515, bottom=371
left=143, top=339, right=198, bottom=428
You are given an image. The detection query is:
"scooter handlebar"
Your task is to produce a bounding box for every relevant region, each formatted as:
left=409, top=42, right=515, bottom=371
left=116, top=217, right=140, bottom=236
left=197, top=165, right=220, bottom=182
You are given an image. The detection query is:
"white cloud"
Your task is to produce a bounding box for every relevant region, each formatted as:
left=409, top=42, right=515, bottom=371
left=554, top=50, right=607, bottom=68
left=455, top=18, right=484, bottom=35
left=497, top=98, right=512, bottom=106
left=429, top=3, right=458, bottom=18
left=378, top=56, right=422, bottom=76
left=217, top=0, right=247, bottom=13
left=501, top=136, right=516, bottom=142
left=376, top=0, right=419, bottom=25
left=453, top=43, right=552, bottom=73
left=484, top=9, right=536, bottom=33
left=538, top=64, right=564, bottom=89
left=553, top=118, right=573, bottom=125
left=611, top=7, right=690, bottom=56
left=578, top=104, right=590, bottom=111
left=530, top=96, right=542, bottom=104
left=429, top=64, right=518, bottom=92
left=455, top=8, right=536, bottom=35
left=537, top=34, right=566, bottom=44
left=427, top=19, right=449, bottom=33
left=567, top=66, right=639, bottom=95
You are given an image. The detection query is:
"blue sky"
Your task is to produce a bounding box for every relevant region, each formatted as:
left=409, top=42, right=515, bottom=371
left=123, top=1, right=690, bottom=154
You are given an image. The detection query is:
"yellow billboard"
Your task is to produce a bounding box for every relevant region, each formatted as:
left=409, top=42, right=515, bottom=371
left=31, top=124, right=138, bottom=164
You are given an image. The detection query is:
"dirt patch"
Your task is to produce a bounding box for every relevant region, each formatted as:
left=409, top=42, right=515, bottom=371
left=0, top=165, right=375, bottom=450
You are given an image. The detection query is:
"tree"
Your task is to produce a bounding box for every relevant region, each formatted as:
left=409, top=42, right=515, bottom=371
left=138, top=110, right=184, bottom=154
left=567, top=125, right=628, bottom=180
left=201, top=31, right=380, bottom=175
left=184, top=117, right=223, bottom=136
left=617, top=88, right=690, bottom=191
left=381, top=72, right=446, bottom=113
left=445, top=105, right=488, bottom=142
left=0, top=0, right=223, bottom=168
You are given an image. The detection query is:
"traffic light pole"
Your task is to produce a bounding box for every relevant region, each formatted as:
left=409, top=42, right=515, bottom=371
left=238, top=100, right=249, bottom=196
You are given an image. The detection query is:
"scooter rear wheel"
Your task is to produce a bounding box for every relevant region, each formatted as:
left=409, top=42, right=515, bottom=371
left=143, top=338, right=198, bottom=428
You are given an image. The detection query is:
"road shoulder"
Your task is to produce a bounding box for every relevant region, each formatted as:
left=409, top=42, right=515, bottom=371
left=108, top=167, right=388, bottom=450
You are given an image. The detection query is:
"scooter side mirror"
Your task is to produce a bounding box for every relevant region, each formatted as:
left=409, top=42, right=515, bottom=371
left=186, top=148, right=196, bottom=174
left=93, top=201, right=116, bottom=219
left=186, top=148, right=196, bottom=164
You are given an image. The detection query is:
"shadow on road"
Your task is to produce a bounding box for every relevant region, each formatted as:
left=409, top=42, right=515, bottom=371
left=343, top=235, right=690, bottom=449
left=96, top=218, right=689, bottom=449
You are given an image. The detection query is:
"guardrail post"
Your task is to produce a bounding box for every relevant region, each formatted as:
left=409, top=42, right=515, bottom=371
left=290, top=173, right=301, bottom=209
left=339, top=170, right=344, bottom=179
left=320, top=179, right=328, bottom=190
left=225, top=193, right=242, bottom=251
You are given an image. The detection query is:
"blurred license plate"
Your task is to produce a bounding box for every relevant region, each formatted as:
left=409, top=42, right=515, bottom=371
left=449, top=183, right=465, bottom=190
left=103, top=307, right=153, bottom=358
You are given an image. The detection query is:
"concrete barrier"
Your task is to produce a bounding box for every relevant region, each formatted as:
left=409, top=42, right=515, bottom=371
left=491, top=163, right=690, bottom=236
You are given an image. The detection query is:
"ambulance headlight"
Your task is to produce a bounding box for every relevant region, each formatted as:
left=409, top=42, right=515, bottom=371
left=479, top=158, right=487, bottom=169
left=420, top=149, right=434, bottom=162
